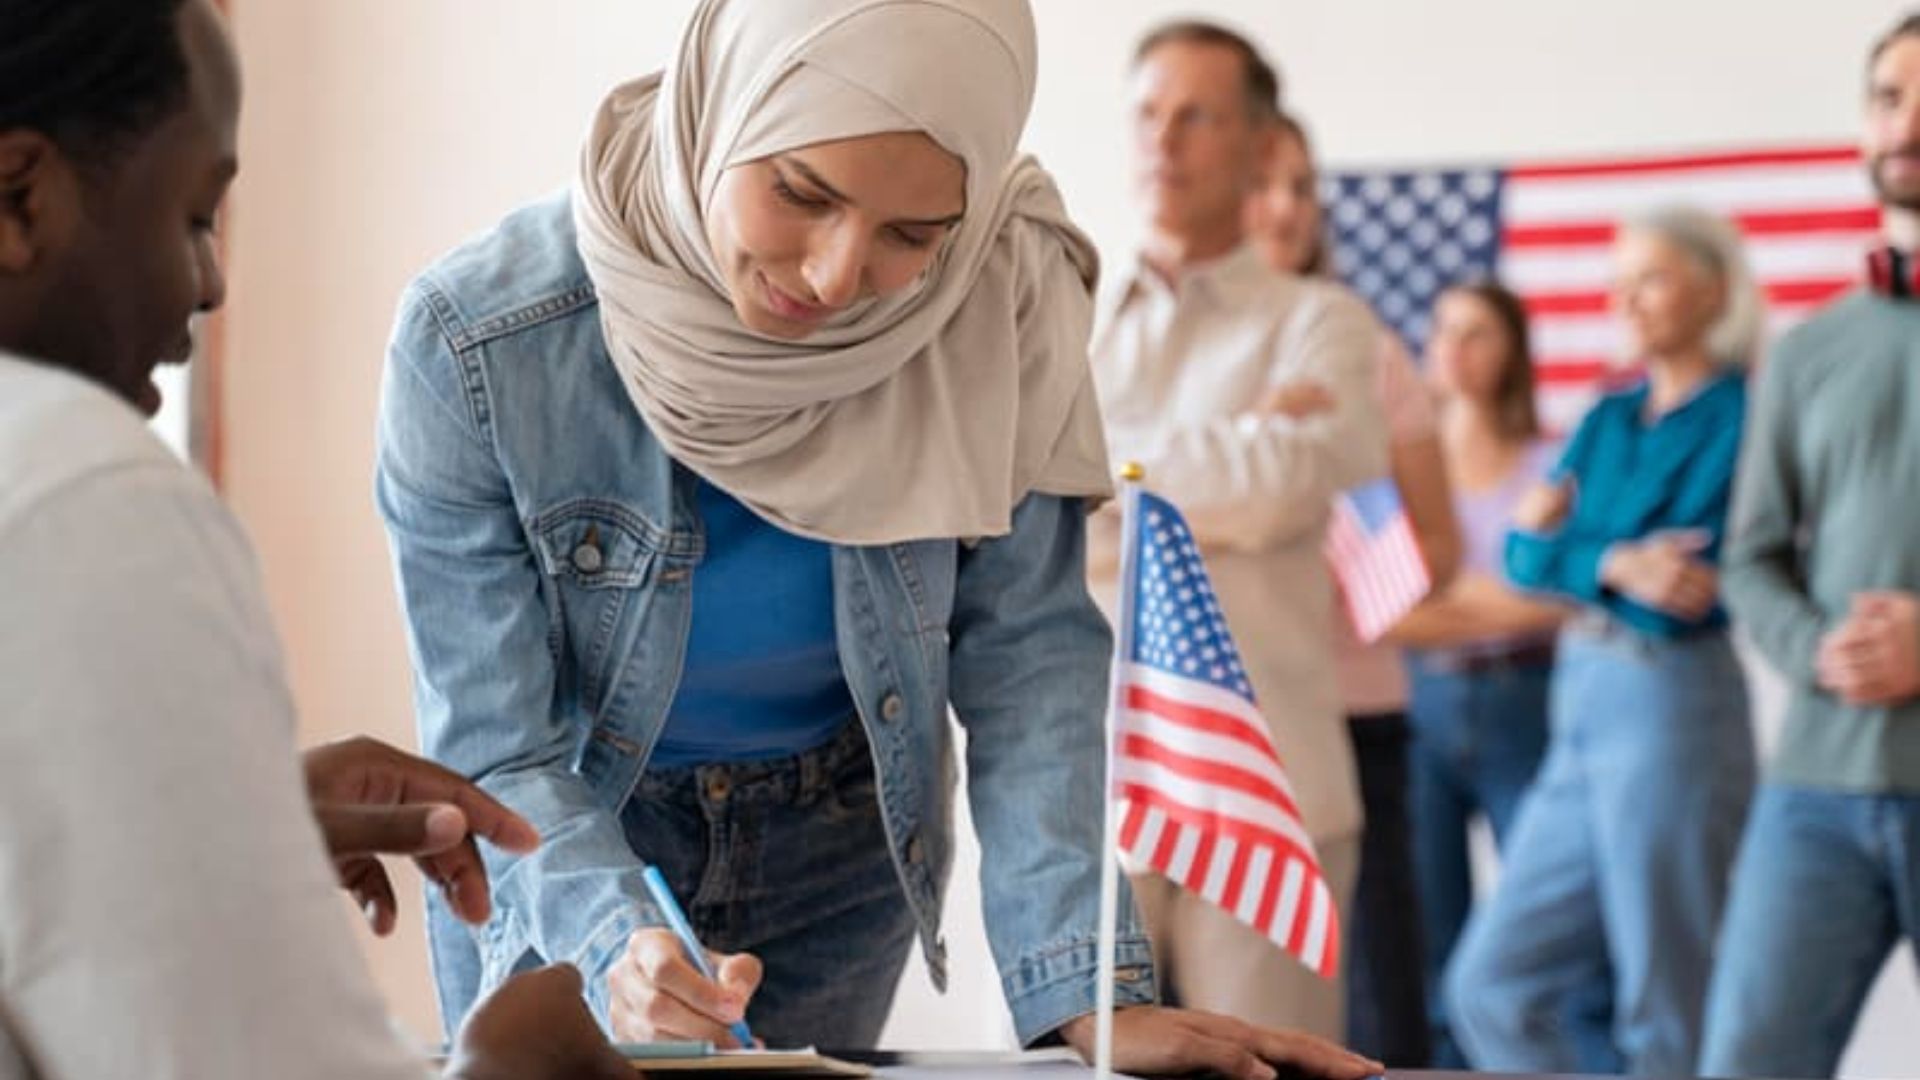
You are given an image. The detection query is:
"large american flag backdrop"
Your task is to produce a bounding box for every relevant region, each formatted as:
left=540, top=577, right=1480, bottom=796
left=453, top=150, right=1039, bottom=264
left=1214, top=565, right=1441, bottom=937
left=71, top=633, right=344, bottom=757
left=1322, top=143, right=1879, bottom=432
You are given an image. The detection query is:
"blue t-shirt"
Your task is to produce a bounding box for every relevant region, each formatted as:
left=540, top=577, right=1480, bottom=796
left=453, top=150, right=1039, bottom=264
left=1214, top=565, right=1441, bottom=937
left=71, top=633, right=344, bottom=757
left=1505, top=370, right=1747, bottom=639
left=648, top=481, right=855, bottom=767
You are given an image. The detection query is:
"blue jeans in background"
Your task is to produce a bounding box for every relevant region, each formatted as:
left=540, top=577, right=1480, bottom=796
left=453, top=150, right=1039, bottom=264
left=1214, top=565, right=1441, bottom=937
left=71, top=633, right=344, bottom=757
left=1698, top=784, right=1920, bottom=1078
left=1405, top=648, right=1554, bottom=1067
left=616, top=719, right=919, bottom=1048
left=1445, top=621, right=1755, bottom=1076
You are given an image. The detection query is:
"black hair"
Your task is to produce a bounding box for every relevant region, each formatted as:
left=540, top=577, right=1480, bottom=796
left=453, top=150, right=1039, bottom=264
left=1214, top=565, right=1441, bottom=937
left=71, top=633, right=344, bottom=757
left=1133, top=19, right=1282, bottom=124
left=0, top=0, right=192, bottom=161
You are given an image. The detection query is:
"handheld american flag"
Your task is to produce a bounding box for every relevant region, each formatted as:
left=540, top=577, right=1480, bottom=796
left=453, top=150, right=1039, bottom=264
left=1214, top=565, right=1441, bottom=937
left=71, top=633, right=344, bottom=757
left=1106, top=485, right=1341, bottom=980
left=1326, top=477, right=1432, bottom=644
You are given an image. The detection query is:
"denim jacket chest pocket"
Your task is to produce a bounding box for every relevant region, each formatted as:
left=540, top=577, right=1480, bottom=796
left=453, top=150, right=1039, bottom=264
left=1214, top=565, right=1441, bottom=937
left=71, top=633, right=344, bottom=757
left=887, top=539, right=958, bottom=684
left=529, top=498, right=695, bottom=717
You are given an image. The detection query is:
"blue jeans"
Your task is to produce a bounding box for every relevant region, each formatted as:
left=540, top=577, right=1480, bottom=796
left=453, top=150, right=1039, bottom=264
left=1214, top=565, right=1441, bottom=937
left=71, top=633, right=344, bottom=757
left=1445, top=623, right=1755, bottom=1076
left=1699, top=784, right=1920, bottom=1078
left=616, top=719, right=918, bottom=1048
left=1405, top=650, right=1553, bottom=1067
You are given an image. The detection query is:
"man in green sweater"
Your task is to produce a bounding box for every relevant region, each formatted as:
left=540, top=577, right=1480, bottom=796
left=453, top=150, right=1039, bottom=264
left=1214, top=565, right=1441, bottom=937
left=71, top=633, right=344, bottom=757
left=1699, top=13, right=1920, bottom=1078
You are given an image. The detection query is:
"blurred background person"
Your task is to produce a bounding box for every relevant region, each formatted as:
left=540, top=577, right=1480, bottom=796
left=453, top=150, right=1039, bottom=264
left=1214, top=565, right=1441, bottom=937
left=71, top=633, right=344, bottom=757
left=1244, top=109, right=1461, bottom=1069
left=1091, top=23, right=1387, bottom=1040
left=1445, top=207, right=1764, bottom=1076
left=1387, top=281, right=1572, bottom=1068
left=1702, top=15, right=1920, bottom=1078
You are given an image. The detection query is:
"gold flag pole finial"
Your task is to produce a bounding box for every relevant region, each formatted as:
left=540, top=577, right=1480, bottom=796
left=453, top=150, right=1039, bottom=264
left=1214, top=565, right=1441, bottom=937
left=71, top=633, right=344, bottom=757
left=1118, top=461, right=1146, bottom=483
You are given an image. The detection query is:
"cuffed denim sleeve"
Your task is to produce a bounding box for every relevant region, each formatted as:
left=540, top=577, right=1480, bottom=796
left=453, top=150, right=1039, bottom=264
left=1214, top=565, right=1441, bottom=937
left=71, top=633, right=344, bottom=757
left=948, top=493, right=1158, bottom=1044
left=375, top=282, right=658, bottom=1031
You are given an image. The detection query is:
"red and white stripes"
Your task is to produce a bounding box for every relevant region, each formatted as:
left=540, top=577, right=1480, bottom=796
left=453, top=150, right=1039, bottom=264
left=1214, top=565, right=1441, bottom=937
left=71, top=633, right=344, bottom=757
left=1499, top=146, right=1878, bottom=432
left=1113, top=663, right=1340, bottom=979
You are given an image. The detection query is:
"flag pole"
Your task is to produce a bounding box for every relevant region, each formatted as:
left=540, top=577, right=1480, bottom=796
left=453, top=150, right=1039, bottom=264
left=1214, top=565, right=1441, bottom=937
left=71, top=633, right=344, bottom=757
left=1095, top=462, right=1146, bottom=1080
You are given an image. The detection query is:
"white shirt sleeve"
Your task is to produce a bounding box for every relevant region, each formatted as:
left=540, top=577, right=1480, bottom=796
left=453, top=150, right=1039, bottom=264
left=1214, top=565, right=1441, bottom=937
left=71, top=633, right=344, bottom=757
left=0, top=460, right=430, bottom=1080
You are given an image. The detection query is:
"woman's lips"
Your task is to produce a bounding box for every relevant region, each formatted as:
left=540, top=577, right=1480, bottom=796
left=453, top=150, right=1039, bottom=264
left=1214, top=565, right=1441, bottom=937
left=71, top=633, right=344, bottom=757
left=759, top=272, right=831, bottom=324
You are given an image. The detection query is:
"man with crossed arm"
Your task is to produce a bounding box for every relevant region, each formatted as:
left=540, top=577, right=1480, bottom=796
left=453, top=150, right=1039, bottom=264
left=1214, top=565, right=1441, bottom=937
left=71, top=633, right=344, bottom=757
left=1088, top=20, right=1388, bottom=1042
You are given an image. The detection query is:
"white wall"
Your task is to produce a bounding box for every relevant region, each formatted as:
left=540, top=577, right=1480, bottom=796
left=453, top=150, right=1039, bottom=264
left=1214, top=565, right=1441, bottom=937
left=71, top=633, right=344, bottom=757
left=221, top=1, right=1917, bottom=1074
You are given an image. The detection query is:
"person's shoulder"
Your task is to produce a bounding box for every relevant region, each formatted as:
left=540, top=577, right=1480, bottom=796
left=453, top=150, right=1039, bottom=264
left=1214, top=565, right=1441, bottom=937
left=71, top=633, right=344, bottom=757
left=400, top=190, right=600, bottom=352
left=1559, top=380, right=1647, bottom=445
left=1238, top=266, right=1379, bottom=349
left=1767, top=289, right=1889, bottom=375
left=0, top=357, right=187, bottom=533
left=1254, top=265, right=1370, bottom=314
left=1522, top=436, right=1564, bottom=477
left=1708, top=366, right=1750, bottom=406
left=1586, top=378, right=1647, bottom=415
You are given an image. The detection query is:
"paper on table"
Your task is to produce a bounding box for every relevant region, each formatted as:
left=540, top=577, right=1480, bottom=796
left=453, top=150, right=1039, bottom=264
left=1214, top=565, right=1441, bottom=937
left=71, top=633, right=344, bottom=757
left=872, top=1053, right=1128, bottom=1080
left=615, top=1044, right=872, bottom=1077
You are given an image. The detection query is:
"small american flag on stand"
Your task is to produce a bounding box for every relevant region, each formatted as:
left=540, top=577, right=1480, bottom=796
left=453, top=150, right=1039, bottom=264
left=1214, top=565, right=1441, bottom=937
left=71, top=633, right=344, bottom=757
left=1108, top=486, right=1340, bottom=979
left=1326, top=477, right=1432, bottom=644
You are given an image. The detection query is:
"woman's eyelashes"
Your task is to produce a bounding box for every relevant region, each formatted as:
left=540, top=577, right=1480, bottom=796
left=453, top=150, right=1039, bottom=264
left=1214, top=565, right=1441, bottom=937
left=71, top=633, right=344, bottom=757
left=772, top=175, right=829, bottom=211
left=772, top=173, right=941, bottom=251
left=888, top=226, right=937, bottom=250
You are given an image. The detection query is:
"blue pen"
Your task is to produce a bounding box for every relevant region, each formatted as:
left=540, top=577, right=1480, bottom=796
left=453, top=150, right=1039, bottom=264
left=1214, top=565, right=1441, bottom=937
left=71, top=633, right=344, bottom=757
left=642, top=864, right=757, bottom=1048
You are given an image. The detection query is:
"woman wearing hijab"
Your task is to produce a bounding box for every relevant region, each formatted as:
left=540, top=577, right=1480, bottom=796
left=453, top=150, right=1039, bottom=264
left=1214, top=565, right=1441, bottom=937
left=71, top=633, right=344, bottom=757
left=375, top=2, right=1378, bottom=1075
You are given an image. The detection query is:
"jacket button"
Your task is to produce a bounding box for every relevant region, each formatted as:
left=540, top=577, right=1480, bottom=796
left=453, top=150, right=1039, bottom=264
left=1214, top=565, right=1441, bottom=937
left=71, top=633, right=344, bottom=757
left=705, top=774, right=731, bottom=803
left=880, top=693, right=904, bottom=722
left=572, top=541, right=604, bottom=574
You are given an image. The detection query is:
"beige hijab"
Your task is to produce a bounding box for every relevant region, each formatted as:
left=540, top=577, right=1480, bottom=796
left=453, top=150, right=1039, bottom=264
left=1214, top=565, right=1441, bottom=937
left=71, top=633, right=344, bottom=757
left=574, top=0, right=1112, bottom=545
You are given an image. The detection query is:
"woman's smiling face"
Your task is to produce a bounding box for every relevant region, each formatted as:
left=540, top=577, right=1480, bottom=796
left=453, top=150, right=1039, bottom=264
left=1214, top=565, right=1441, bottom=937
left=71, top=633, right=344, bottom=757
left=705, top=131, right=967, bottom=339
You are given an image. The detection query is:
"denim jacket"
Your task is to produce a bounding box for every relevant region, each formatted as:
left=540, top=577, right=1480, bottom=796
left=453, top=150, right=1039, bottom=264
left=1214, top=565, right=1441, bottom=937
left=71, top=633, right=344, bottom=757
left=374, top=194, right=1156, bottom=1043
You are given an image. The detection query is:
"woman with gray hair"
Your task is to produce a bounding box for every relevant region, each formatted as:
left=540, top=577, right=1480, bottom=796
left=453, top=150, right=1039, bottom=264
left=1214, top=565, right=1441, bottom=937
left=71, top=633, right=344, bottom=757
left=1629, top=205, right=1767, bottom=368
left=1439, top=206, right=1761, bottom=1076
